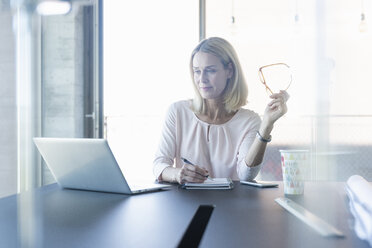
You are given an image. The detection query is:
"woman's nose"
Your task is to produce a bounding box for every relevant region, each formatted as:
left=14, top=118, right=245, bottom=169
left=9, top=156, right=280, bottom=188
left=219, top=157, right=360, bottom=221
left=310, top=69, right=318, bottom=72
left=200, top=70, right=208, bottom=83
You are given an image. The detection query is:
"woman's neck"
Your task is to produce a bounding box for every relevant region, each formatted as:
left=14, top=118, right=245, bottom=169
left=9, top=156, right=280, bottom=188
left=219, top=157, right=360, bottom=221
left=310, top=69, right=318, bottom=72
left=198, top=99, right=236, bottom=125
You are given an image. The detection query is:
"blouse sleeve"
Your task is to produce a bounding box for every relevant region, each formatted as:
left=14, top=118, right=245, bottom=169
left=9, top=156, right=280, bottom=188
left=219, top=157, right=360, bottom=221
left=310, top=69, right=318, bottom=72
left=236, top=115, right=262, bottom=181
left=153, top=103, right=177, bottom=180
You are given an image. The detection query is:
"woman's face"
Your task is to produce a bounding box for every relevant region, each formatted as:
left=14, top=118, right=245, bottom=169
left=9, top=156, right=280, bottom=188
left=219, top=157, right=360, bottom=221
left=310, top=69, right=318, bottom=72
left=192, top=52, right=232, bottom=100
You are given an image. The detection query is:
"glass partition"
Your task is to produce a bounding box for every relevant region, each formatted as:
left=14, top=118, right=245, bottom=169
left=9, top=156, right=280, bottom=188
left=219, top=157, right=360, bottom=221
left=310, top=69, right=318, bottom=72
left=0, top=1, right=17, bottom=198
left=7, top=0, right=99, bottom=246
left=0, top=0, right=99, bottom=196
left=206, top=0, right=372, bottom=181
left=40, top=1, right=101, bottom=184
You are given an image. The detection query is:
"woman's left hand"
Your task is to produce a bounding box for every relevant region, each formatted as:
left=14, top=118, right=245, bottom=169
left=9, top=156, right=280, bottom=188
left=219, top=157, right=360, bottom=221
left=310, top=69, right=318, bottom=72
left=263, top=90, right=289, bottom=126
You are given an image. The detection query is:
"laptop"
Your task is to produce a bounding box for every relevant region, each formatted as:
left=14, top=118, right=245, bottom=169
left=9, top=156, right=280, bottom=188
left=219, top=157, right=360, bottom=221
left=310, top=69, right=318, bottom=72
left=33, top=138, right=171, bottom=194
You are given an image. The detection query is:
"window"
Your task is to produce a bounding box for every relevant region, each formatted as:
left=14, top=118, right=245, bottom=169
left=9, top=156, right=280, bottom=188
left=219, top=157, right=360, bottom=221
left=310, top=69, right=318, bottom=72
left=207, top=0, right=372, bottom=181
left=104, top=0, right=198, bottom=182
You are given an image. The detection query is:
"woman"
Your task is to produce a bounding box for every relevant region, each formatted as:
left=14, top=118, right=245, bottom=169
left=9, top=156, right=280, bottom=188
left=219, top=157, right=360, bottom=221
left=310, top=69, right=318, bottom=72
left=153, top=37, right=289, bottom=184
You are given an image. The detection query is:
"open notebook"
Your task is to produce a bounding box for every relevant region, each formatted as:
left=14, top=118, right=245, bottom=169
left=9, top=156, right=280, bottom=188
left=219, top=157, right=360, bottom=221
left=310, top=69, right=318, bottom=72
left=181, top=178, right=233, bottom=190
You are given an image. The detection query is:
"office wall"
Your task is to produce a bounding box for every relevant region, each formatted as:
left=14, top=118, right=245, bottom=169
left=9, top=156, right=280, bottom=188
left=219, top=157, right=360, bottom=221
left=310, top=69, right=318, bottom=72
left=0, top=8, right=86, bottom=193
left=41, top=8, right=85, bottom=185
left=0, top=11, right=17, bottom=198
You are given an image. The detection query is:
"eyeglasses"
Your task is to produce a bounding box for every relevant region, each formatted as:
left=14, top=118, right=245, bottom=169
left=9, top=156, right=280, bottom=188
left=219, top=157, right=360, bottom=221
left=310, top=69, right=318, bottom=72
left=259, top=63, right=292, bottom=95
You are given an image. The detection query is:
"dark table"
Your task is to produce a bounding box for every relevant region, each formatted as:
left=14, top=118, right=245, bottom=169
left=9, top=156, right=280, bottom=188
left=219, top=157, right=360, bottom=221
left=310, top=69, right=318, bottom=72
left=0, top=182, right=369, bottom=248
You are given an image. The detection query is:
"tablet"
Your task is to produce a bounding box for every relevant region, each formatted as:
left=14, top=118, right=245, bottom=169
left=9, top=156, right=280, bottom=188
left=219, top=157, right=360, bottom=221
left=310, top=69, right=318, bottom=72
left=240, top=180, right=279, bottom=188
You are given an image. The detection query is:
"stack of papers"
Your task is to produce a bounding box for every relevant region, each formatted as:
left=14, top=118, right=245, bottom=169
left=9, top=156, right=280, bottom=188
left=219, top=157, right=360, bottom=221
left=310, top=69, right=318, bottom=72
left=181, top=178, right=233, bottom=190
left=346, top=175, right=372, bottom=247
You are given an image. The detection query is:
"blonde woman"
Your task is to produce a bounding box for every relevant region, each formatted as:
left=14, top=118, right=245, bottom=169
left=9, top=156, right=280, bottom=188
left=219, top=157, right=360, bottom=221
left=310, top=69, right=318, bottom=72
left=153, top=37, right=289, bottom=184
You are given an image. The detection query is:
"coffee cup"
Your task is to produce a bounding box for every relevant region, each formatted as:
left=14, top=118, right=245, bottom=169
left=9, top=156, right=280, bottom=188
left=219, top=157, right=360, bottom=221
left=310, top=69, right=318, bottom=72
left=279, top=150, right=309, bottom=195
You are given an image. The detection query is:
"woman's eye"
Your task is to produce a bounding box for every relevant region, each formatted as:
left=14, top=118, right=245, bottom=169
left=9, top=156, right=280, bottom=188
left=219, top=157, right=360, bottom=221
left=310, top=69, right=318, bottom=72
left=206, top=69, right=216, bottom=73
left=194, top=70, right=201, bottom=74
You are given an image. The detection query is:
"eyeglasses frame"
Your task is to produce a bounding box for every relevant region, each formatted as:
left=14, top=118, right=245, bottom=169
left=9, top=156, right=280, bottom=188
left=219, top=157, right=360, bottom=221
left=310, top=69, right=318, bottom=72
left=258, top=63, right=292, bottom=95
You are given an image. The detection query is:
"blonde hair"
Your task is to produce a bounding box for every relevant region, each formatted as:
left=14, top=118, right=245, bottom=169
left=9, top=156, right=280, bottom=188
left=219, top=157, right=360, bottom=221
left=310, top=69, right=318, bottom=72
left=189, top=37, right=248, bottom=114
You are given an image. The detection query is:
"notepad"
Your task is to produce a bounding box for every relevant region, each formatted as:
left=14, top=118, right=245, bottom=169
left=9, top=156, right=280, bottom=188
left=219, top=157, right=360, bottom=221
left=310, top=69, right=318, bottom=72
left=181, top=178, right=233, bottom=190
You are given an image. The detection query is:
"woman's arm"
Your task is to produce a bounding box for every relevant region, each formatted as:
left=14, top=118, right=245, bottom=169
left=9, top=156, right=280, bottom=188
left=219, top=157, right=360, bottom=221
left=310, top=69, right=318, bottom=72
left=153, top=103, right=208, bottom=184
left=153, top=104, right=177, bottom=181
left=244, top=119, right=273, bottom=167
left=244, top=90, right=289, bottom=168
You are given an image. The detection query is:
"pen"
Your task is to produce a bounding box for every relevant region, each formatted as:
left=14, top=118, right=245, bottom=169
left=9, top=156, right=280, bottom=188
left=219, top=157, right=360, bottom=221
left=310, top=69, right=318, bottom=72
left=181, top=157, right=211, bottom=180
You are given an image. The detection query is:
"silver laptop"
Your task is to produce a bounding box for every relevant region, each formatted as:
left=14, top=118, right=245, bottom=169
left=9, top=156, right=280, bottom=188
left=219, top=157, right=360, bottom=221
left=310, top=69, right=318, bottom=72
left=33, top=138, right=171, bottom=194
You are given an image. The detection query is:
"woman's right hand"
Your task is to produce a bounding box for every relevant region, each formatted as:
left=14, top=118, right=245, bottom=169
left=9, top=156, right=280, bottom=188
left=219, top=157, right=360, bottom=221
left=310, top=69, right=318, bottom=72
left=262, top=90, right=289, bottom=127
left=175, top=164, right=209, bottom=184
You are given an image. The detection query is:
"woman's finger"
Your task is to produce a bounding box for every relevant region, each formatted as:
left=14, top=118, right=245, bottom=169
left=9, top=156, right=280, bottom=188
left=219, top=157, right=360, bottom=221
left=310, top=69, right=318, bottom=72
left=268, top=98, right=284, bottom=107
left=184, top=163, right=208, bottom=177
left=270, top=90, right=289, bottom=102
left=270, top=94, right=285, bottom=103
left=185, top=169, right=207, bottom=181
left=270, top=100, right=287, bottom=109
left=280, top=90, right=290, bottom=102
left=179, top=163, right=209, bottom=183
left=183, top=175, right=205, bottom=183
left=185, top=169, right=208, bottom=180
left=269, top=103, right=281, bottom=109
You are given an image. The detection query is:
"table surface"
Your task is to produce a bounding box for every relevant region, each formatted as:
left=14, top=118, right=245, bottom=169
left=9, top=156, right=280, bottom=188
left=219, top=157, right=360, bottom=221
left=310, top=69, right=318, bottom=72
left=0, top=181, right=369, bottom=248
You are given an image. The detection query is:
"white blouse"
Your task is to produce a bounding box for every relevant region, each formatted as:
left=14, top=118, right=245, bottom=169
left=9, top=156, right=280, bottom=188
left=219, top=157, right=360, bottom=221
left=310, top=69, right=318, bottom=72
left=153, top=100, right=262, bottom=181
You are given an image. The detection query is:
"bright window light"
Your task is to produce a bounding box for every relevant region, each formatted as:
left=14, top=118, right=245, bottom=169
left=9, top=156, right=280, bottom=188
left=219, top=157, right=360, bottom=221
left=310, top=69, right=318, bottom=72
left=36, top=1, right=71, bottom=16
left=104, top=0, right=198, bottom=183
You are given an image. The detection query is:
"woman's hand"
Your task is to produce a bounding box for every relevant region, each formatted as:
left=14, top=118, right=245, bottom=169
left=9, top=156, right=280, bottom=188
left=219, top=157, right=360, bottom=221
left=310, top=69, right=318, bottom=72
left=244, top=90, right=289, bottom=168
left=176, top=164, right=209, bottom=184
left=262, top=90, right=289, bottom=127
